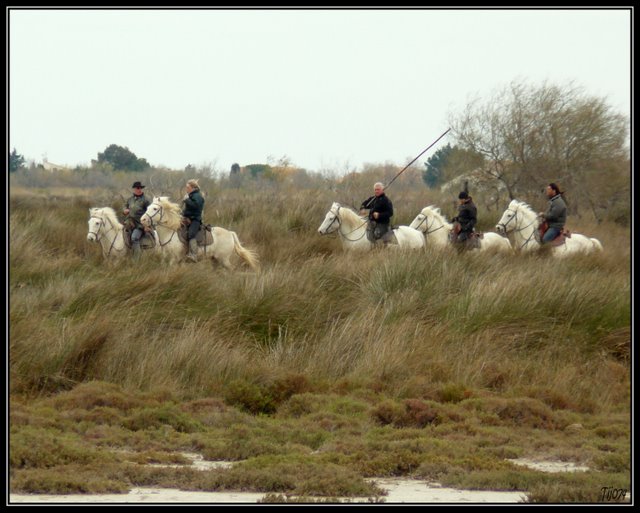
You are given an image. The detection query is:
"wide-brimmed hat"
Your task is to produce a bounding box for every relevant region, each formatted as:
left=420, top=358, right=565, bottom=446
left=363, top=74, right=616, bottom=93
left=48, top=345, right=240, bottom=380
left=458, top=191, right=469, bottom=199
left=132, top=181, right=145, bottom=189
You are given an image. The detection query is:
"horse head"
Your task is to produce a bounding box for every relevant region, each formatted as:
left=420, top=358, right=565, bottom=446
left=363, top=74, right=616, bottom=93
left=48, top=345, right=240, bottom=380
left=142, top=196, right=181, bottom=230
left=410, top=206, right=449, bottom=234
left=141, top=198, right=161, bottom=228
left=495, top=200, right=536, bottom=235
left=87, top=207, right=120, bottom=242
left=87, top=208, right=103, bottom=242
left=318, top=202, right=342, bottom=235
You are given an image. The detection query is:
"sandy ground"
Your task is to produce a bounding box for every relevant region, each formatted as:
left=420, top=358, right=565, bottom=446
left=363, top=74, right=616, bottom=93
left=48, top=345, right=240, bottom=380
left=9, top=480, right=526, bottom=504
left=9, top=454, right=591, bottom=504
left=508, top=458, right=590, bottom=473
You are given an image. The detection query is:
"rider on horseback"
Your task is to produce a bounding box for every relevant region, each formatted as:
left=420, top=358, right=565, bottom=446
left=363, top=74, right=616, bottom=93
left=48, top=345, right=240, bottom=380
left=451, top=191, right=477, bottom=250
left=538, top=183, right=567, bottom=247
left=182, top=179, right=205, bottom=262
left=360, top=182, right=394, bottom=245
left=123, top=181, right=152, bottom=259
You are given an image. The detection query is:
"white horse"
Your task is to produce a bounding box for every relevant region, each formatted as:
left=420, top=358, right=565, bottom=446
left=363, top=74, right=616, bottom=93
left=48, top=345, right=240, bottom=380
left=495, top=199, right=603, bottom=256
left=87, top=207, right=158, bottom=259
left=409, top=205, right=512, bottom=253
left=317, top=202, right=425, bottom=250
left=140, top=196, right=260, bottom=271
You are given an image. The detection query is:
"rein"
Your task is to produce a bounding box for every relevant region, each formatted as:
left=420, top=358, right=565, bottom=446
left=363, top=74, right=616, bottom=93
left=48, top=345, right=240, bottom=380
left=413, top=214, right=448, bottom=237
left=89, top=214, right=123, bottom=257
left=332, top=206, right=368, bottom=242
left=144, top=205, right=177, bottom=247
left=498, top=208, right=538, bottom=250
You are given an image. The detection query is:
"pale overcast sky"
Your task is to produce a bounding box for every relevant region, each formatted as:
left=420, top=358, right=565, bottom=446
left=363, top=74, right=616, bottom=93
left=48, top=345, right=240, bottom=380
left=8, top=7, right=632, bottom=174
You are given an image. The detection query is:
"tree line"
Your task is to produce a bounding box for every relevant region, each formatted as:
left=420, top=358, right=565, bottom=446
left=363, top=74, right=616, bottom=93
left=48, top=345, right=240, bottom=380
left=10, top=80, right=629, bottom=223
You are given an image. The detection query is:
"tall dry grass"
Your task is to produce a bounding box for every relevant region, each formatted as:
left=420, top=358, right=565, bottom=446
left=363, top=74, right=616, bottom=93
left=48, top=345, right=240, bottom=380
left=9, top=184, right=630, bottom=415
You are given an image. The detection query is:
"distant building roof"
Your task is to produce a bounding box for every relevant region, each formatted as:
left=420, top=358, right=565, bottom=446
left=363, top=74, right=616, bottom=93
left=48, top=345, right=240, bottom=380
left=440, top=168, right=506, bottom=194
left=42, top=159, right=69, bottom=171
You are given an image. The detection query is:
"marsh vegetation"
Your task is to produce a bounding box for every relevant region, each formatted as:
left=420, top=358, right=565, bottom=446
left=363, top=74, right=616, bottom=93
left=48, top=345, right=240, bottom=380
left=9, top=174, right=630, bottom=503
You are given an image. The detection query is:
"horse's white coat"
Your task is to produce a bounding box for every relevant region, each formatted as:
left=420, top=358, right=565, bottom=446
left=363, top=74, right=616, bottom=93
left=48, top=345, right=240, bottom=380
left=87, top=207, right=160, bottom=259
left=86, top=207, right=129, bottom=259
left=317, top=202, right=425, bottom=250
left=409, top=205, right=512, bottom=253
left=495, top=199, right=603, bottom=256
left=141, top=197, right=259, bottom=271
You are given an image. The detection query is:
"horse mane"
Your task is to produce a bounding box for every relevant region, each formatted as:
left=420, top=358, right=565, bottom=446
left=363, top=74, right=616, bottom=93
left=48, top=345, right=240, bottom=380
left=422, top=205, right=450, bottom=225
left=511, top=199, right=537, bottom=219
left=154, top=196, right=183, bottom=231
left=336, top=203, right=366, bottom=223
left=93, top=207, right=122, bottom=227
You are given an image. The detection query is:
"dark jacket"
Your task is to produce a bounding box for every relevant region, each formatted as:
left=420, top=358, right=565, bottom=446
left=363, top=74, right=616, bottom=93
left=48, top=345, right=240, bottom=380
left=453, top=199, right=477, bottom=233
left=182, top=189, right=205, bottom=222
left=124, top=193, right=151, bottom=229
left=360, top=194, right=393, bottom=225
left=543, top=194, right=567, bottom=229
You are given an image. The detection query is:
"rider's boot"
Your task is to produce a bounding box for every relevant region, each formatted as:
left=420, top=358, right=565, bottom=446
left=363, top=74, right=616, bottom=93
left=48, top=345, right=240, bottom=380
left=538, top=242, right=553, bottom=256
left=187, top=239, right=198, bottom=262
left=132, top=242, right=141, bottom=260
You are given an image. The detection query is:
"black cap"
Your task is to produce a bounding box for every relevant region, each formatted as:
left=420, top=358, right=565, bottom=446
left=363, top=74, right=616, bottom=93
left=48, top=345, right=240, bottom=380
left=458, top=191, right=469, bottom=199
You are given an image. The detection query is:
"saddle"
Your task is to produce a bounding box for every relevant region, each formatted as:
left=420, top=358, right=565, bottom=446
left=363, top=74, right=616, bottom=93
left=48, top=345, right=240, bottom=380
left=372, top=230, right=397, bottom=247
left=467, top=232, right=483, bottom=250
left=177, top=223, right=214, bottom=247
left=448, top=222, right=461, bottom=243
left=537, top=222, right=571, bottom=246
left=449, top=223, right=482, bottom=250
left=367, top=221, right=394, bottom=244
left=123, top=226, right=157, bottom=250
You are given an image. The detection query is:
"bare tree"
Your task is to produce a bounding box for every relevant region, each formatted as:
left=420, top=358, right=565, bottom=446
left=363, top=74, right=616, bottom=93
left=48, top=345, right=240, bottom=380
left=449, top=80, right=629, bottom=219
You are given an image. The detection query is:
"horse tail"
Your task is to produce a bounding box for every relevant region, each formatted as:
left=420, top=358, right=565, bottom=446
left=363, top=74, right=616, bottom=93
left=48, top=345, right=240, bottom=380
left=590, top=238, right=604, bottom=252
left=231, top=231, right=260, bottom=272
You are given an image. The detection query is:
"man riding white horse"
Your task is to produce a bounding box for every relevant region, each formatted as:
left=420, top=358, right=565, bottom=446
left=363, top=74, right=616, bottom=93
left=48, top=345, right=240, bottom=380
left=538, top=182, right=568, bottom=249
left=123, top=181, right=153, bottom=260
left=450, top=191, right=478, bottom=251
left=359, top=182, right=394, bottom=246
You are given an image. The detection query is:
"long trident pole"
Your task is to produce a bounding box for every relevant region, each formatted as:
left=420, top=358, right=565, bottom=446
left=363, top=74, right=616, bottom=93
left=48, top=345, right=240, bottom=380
left=386, top=127, right=451, bottom=189
left=362, top=127, right=451, bottom=208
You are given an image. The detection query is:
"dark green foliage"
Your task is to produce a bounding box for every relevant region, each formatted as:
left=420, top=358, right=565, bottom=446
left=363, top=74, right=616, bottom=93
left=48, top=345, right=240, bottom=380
left=10, top=148, right=26, bottom=173
left=123, top=404, right=205, bottom=433
left=95, top=144, right=150, bottom=172
left=245, top=163, right=271, bottom=178
left=422, top=143, right=452, bottom=188
left=223, top=375, right=311, bottom=415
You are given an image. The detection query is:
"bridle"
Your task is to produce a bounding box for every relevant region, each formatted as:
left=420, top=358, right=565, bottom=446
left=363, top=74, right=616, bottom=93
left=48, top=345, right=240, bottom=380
left=88, top=213, right=122, bottom=257
left=88, top=215, right=107, bottom=241
left=143, top=204, right=165, bottom=227
left=497, top=207, right=538, bottom=250
left=323, top=205, right=368, bottom=242
left=142, top=203, right=177, bottom=247
left=412, top=214, right=447, bottom=237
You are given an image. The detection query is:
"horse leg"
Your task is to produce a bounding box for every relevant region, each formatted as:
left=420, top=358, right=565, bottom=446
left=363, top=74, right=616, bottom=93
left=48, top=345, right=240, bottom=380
left=220, top=257, right=234, bottom=271
left=210, top=249, right=233, bottom=270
